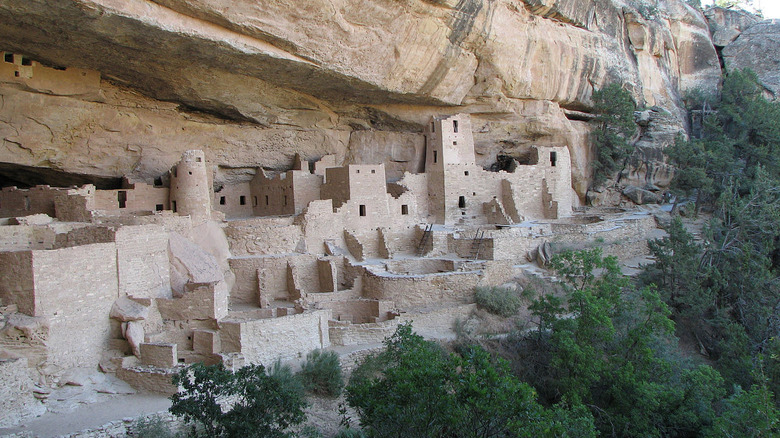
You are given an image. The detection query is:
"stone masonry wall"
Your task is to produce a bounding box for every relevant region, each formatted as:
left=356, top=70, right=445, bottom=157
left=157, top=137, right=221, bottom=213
left=0, top=251, right=34, bottom=313
left=0, top=186, right=68, bottom=218
left=220, top=309, right=331, bottom=366
left=0, top=225, right=56, bottom=251
left=224, top=216, right=302, bottom=256
left=32, top=243, right=118, bottom=369
left=328, top=319, right=399, bottom=346
left=115, top=225, right=170, bottom=299
left=361, top=268, right=481, bottom=311
left=214, top=182, right=252, bottom=219
left=93, top=184, right=169, bottom=214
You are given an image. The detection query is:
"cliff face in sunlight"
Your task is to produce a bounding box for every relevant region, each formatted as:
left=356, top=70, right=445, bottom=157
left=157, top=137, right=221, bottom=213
left=0, top=0, right=743, bottom=201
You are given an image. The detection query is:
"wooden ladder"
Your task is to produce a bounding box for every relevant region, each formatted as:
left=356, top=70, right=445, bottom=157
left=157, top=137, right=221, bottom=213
left=416, top=224, right=433, bottom=257
left=469, top=228, right=485, bottom=260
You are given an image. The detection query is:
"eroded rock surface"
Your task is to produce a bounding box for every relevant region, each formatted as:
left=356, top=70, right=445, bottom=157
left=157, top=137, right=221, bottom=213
left=705, top=6, right=760, bottom=47
left=0, top=0, right=730, bottom=203
left=723, top=19, right=780, bottom=100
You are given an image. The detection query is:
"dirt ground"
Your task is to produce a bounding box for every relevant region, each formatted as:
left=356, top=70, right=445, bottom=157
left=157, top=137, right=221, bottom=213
left=0, top=392, right=171, bottom=437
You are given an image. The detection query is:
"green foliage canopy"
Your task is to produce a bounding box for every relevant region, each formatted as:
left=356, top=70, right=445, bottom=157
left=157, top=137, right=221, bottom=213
left=345, top=323, right=596, bottom=438
left=590, top=83, right=637, bottom=186
left=169, top=362, right=306, bottom=438
left=520, top=249, right=727, bottom=436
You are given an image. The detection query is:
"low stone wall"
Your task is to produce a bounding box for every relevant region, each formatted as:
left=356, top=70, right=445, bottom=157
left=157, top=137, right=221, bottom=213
left=62, top=412, right=187, bottom=438
left=329, top=319, right=399, bottom=346
left=0, top=225, right=57, bottom=251
left=304, top=288, right=361, bottom=304
left=318, top=299, right=393, bottom=324
left=116, top=366, right=179, bottom=395
left=385, top=258, right=456, bottom=275
left=220, top=309, right=331, bottom=366
left=399, top=304, right=477, bottom=339
left=362, top=267, right=481, bottom=311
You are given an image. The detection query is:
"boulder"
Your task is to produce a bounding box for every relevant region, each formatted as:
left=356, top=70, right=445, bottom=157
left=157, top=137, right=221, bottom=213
left=169, top=232, right=224, bottom=296
left=123, top=321, right=145, bottom=358
left=622, top=185, right=663, bottom=205
left=536, top=241, right=552, bottom=267
left=109, top=296, right=150, bottom=322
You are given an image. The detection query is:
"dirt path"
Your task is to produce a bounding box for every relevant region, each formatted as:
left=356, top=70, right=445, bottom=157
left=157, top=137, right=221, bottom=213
left=0, top=392, right=170, bottom=438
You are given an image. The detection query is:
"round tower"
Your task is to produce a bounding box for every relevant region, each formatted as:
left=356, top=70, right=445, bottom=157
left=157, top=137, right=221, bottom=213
left=169, top=150, right=211, bottom=222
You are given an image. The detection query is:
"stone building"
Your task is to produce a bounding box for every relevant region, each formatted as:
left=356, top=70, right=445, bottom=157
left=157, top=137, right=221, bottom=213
left=424, top=113, right=572, bottom=225
left=0, top=114, right=641, bottom=422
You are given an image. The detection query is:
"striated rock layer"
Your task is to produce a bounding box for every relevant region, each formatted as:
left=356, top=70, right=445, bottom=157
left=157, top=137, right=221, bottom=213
left=0, top=0, right=726, bottom=201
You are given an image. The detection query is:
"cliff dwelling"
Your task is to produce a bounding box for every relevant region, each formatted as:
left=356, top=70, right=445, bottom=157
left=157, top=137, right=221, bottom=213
left=0, top=0, right=777, bottom=432
left=0, top=108, right=661, bottom=422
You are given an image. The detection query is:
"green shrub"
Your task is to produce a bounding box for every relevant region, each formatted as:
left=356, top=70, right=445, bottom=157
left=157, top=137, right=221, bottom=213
left=297, top=349, right=344, bottom=397
left=169, top=362, right=306, bottom=438
left=474, top=286, right=522, bottom=317
left=128, top=416, right=179, bottom=438
left=345, top=323, right=596, bottom=437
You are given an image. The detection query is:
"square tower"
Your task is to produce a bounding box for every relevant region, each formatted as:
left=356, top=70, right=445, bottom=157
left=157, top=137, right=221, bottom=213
left=424, top=114, right=480, bottom=224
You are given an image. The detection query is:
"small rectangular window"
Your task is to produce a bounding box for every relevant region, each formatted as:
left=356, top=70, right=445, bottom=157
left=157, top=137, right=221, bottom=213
left=154, top=177, right=163, bottom=187
left=219, top=196, right=226, bottom=205
left=359, top=205, right=366, bottom=217
left=371, top=169, right=376, bottom=174
left=172, top=201, right=177, bottom=212
left=4, top=53, right=12, bottom=63
left=239, top=195, right=246, bottom=205
left=356, top=169, right=360, bottom=174
left=464, top=171, right=469, bottom=176
left=453, top=120, right=458, bottom=133
left=458, top=196, right=466, bottom=209
left=265, top=195, right=269, bottom=206
left=196, top=157, right=202, bottom=162
left=401, top=205, right=408, bottom=215
left=20, top=57, right=31, bottom=66
left=253, top=196, right=258, bottom=206
left=550, top=151, right=557, bottom=167
left=453, top=141, right=457, bottom=145
left=14, top=71, right=19, bottom=77
left=118, top=191, right=127, bottom=209
left=284, top=195, right=288, bottom=206
left=155, top=204, right=164, bottom=211
left=433, top=150, right=438, bottom=164
left=431, top=122, right=435, bottom=133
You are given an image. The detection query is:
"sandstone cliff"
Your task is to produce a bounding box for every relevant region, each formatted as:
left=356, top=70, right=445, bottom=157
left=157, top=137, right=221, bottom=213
left=0, top=0, right=756, bottom=202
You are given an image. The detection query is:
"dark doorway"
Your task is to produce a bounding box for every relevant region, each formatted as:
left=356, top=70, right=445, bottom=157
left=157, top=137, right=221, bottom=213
left=118, top=191, right=127, bottom=209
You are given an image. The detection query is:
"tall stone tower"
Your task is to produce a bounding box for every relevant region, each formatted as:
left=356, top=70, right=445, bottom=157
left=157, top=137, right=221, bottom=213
left=424, top=114, right=477, bottom=224
left=169, top=150, right=211, bottom=223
